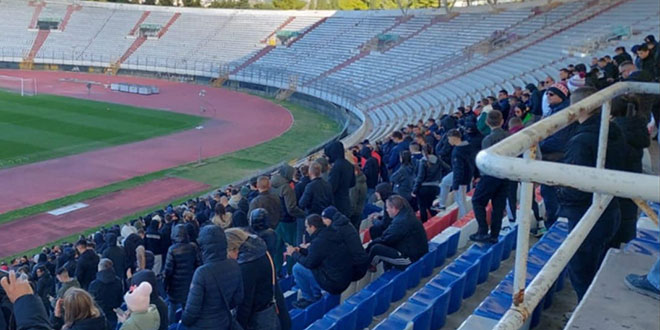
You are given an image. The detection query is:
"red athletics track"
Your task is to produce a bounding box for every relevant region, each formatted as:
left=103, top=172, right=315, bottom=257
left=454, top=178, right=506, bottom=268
left=0, top=70, right=293, bottom=214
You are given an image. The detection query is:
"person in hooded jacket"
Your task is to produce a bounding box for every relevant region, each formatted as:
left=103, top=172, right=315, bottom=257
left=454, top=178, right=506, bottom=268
left=295, top=165, right=311, bottom=203
left=285, top=215, right=352, bottom=309
left=360, top=146, right=379, bottom=193
left=102, top=233, right=127, bottom=281
left=226, top=228, right=289, bottom=330
left=88, top=258, right=123, bottom=330
left=145, top=220, right=164, bottom=275
left=349, top=165, right=368, bottom=230
left=130, top=270, right=168, bottom=330
left=163, top=224, right=201, bottom=323
left=123, top=232, right=143, bottom=274
left=249, top=209, right=279, bottom=269
left=271, top=164, right=306, bottom=259
left=412, top=154, right=443, bottom=223
left=525, top=83, right=543, bottom=120
left=390, top=150, right=415, bottom=206
left=321, top=207, right=369, bottom=281
left=181, top=225, right=243, bottom=330
left=324, top=141, right=356, bottom=217
left=609, top=95, right=650, bottom=247
left=367, top=196, right=428, bottom=270
left=557, top=87, right=626, bottom=301
left=368, top=183, right=395, bottom=241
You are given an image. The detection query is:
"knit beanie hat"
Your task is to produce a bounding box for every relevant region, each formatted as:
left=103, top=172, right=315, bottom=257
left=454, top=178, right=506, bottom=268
left=125, top=282, right=152, bottom=313
left=321, top=206, right=339, bottom=220
left=546, top=82, right=569, bottom=101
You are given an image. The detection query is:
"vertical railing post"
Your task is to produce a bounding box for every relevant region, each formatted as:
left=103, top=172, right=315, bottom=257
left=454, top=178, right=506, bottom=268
left=512, top=145, right=536, bottom=306
left=593, top=100, right=611, bottom=203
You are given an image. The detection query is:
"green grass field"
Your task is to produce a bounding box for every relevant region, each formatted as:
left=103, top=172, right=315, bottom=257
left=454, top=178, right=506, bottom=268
left=0, top=90, right=204, bottom=168
left=1, top=96, right=341, bottom=262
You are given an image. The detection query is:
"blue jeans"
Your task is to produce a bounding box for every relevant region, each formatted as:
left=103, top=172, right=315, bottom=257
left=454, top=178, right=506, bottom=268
left=292, top=263, right=321, bottom=302
left=168, top=301, right=183, bottom=325
left=648, top=218, right=660, bottom=290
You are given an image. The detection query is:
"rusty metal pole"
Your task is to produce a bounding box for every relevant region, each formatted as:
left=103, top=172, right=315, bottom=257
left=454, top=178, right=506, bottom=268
left=512, top=146, right=536, bottom=307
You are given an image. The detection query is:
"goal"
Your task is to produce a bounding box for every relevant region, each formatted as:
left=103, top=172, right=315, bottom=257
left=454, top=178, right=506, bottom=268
left=0, top=75, right=38, bottom=96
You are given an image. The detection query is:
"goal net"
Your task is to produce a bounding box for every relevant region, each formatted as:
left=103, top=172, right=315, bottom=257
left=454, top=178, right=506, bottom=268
left=0, top=75, right=38, bottom=96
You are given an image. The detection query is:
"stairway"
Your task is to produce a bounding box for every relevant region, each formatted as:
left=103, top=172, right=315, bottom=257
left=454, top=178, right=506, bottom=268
left=157, top=13, right=181, bottom=39
left=230, top=46, right=275, bottom=75
left=59, top=4, right=81, bottom=32
left=287, top=17, right=327, bottom=47
left=28, top=1, right=45, bottom=29
left=129, top=11, right=151, bottom=36
left=23, top=29, right=50, bottom=66
left=117, top=35, right=147, bottom=65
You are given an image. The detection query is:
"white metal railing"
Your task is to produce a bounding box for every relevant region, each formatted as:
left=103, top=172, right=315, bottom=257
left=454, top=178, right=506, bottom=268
left=475, top=81, right=660, bottom=330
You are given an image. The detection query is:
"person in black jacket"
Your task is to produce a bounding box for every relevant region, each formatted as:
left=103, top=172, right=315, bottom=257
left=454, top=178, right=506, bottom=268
left=248, top=176, right=283, bottom=229
left=525, top=83, right=543, bottom=120
left=130, top=270, right=168, bottom=330
left=470, top=110, right=510, bottom=244
left=295, top=165, right=311, bottom=202
left=368, top=182, right=395, bottom=241
left=324, top=141, right=356, bottom=217
left=34, top=266, right=54, bottom=316
left=145, top=218, right=164, bottom=274
left=181, top=226, right=243, bottom=330
left=360, top=146, right=379, bottom=193
left=609, top=96, right=651, bottom=247
left=412, top=154, right=443, bottom=222
left=163, top=224, right=201, bottom=323
left=367, top=195, right=428, bottom=270
left=390, top=151, right=415, bottom=205
left=448, top=129, right=473, bottom=218
left=557, top=87, right=626, bottom=302
left=322, top=207, right=369, bottom=281
left=74, top=240, right=99, bottom=291
left=88, top=258, right=123, bottom=330
left=123, top=232, right=143, bottom=274
left=102, top=233, right=127, bottom=281
left=226, top=228, right=288, bottom=330
left=299, top=162, right=334, bottom=216
left=286, top=215, right=352, bottom=309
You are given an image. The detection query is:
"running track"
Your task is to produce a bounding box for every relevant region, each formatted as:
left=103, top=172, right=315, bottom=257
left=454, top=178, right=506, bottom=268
left=0, top=70, right=293, bottom=214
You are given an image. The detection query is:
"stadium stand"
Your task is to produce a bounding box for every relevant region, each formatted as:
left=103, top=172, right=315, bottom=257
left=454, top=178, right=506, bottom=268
left=0, top=0, right=659, bottom=329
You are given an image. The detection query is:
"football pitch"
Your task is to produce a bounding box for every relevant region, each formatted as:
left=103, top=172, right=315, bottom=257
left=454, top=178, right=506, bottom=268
left=0, top=90, right=204, bottom=169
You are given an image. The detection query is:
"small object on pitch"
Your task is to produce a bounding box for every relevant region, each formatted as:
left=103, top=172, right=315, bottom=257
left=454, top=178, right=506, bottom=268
left=48, top=203, right=89, bottom=216
left=196, top=126, right=204, bottom=130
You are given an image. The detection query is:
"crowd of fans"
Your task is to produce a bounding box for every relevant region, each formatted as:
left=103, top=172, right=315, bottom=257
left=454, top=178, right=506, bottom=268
left=1, top=35, right=659, bottom=330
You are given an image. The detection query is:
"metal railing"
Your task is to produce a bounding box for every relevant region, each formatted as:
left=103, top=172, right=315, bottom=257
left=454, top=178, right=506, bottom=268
left=476, top=81, right=660, bottom=330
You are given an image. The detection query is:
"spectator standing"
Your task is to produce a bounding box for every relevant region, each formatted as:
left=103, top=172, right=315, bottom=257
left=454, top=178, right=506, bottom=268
left=102, top=233, right=127, bottom=281
left=248, top=176, right=282, bottom=230
left=88, top=258, right=123, bottom=330
left=163, top=224, right=201, bottom=323
left=74, top=239, right=99, bottom=291
left=412, top=153, right=443, bottom=223
left=324, top=141, right=356, bottom=217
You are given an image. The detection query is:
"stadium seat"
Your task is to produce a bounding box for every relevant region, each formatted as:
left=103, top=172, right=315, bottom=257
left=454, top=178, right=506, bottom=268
left=380, top=269, right=409, bottom=302
left=383, top=301, right=433, bottom=330
left=306, top=316, right=337, bottom=330
left=625, top=238, right=660, bottom=256
left=458, top=245, right=492, bottom=284
left=405, top=260, right=424, bottom=289
left=324, top=303, right=358, bottom=329
left=428, top=271, right=466, bottom=314
left=290, top=308, right=306, bottom=330
left=445, top=258, right=480, bottom=299
left=420, top=248, right=437, bottom=278
left=344, top=289, right=377, bottom=329
left=488, top=240, right=505, bottom=272
left=364, top=277, right=395, bottom=316
left=409, top=285, right=451, bottom=329
left=429, top=239, right=449, bottom=267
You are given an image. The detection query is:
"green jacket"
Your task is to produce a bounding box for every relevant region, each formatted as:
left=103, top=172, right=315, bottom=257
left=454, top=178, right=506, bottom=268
left=120, top=305, right=160, bottom=330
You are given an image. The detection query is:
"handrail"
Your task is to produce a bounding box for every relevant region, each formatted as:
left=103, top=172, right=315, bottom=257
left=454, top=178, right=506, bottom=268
left=476, top=81, right=660, bottom=330
left=477, top=82, right=660, bottom=202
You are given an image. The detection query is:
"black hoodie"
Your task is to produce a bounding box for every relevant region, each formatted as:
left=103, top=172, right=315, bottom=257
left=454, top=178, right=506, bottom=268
left=361, top=146, right=379, bottom=189
left=235, top=237, right=273, bottom=328
left=324, top=141, right=356, bottom=216
left=331, top=213, right=369, bottom=281
left=102, top=233, right=127, bottom=280
left=88, top=268, right=123, bottom=327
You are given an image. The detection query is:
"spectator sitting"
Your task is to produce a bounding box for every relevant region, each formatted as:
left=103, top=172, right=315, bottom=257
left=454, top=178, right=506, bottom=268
left=321, top=207, right=369, bottom=281
left=368, top=182, right=395, bottom=240
left=88, top=258, right=124, bottom=330
left=119, top=282, right=160, bottom=330
left=367, top=195, right=428, bottom=270
left=285, top=214, right=352, bottom=309
left=181, top=225, right=243, bottom=330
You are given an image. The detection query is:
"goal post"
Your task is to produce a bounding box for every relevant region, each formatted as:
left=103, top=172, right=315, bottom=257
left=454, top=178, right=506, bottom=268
left=0, top=75, right=38, bottom=96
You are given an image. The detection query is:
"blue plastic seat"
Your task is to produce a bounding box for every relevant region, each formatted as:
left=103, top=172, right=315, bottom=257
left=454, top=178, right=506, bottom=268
left=406, top=260, right=424, bottom=288
left=364, top=278, right=394, bottom=316
left=428, top=271, right=466, bottom=314
left=420, top=250, right=437, bottom=278
left=625, top=238, right=660, bottom=256
left=459, top=245, right=492, bottom=284
left=445, top=259, right=480, bottom=299
left=474, top=291, right=511, bottom=320
left=306, top=316, right=337, bottom=330
left=447, top=230, right=460, bottom=256
left=345, top=290, right=377, bottom=329
left=381, top=269, right=408, bottom=302
left=373, top=316, right=408, bottom=329
left=409, top=285, right=451, bottom=329
left=279, top=275, right=295, bottom=292
left=637, top=229, right=659, bottom=243
left=388, top=301, right=432, bottom=330
left=325, top=303, right=358, bottom=329
left=290, top=309, right=306, bottom=330
left=500, top=228, right=515, bottom=261
left=323, top=294, right=340, bottom=313
left=304, top=298, right=326, bottom=328
left=488, top=241, right=504, bottom=272
left=284, top=290, right=298, bottom=311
